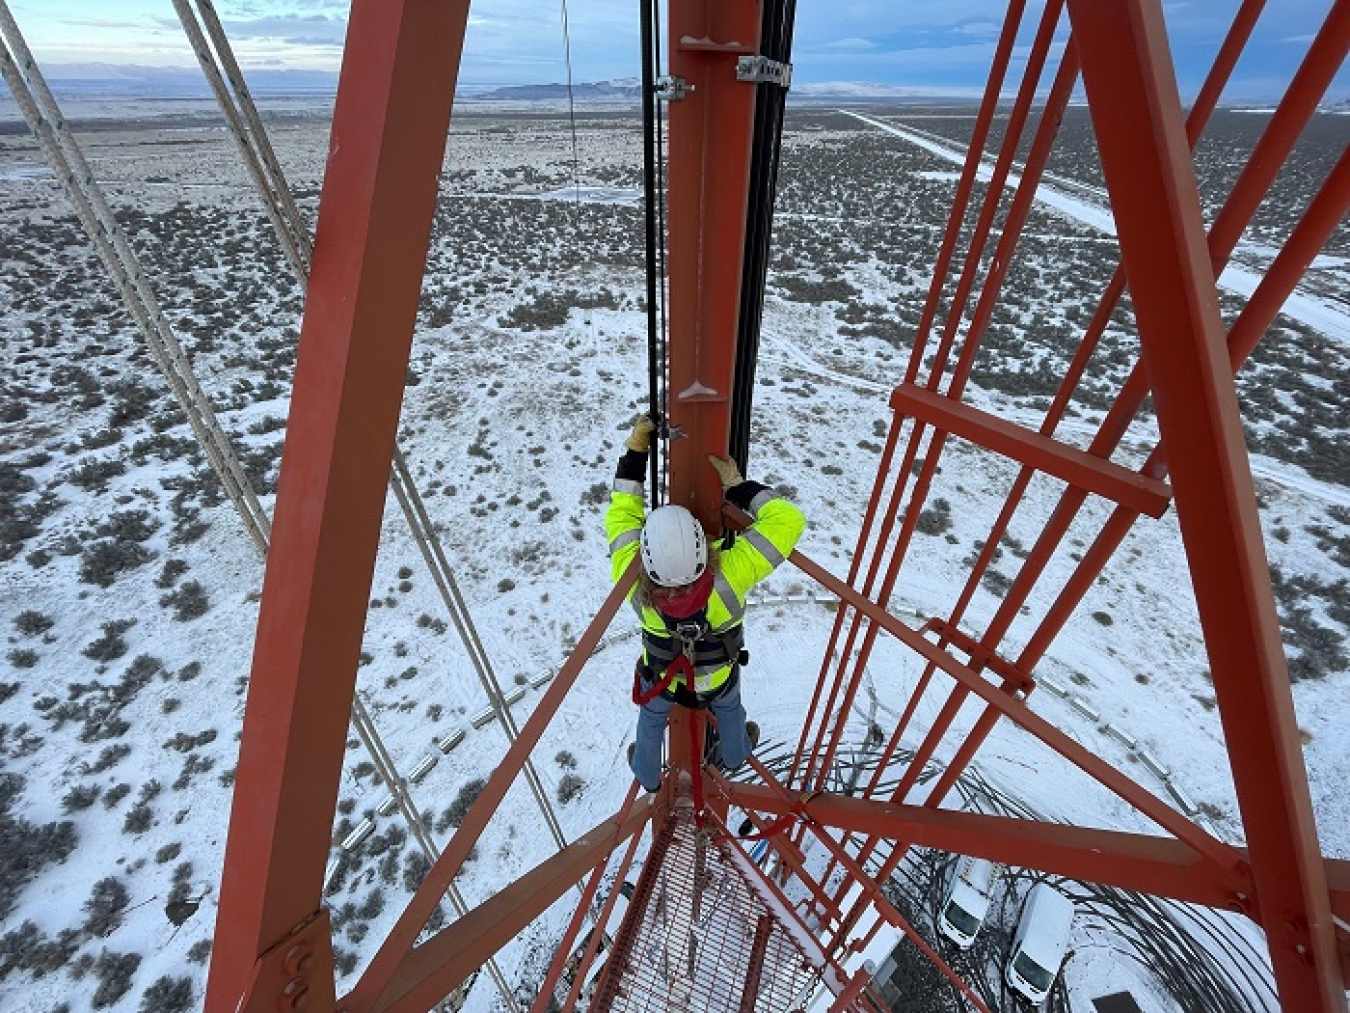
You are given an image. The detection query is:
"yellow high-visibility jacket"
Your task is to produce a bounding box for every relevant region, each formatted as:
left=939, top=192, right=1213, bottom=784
left=606, top=451, right=806, bottom=696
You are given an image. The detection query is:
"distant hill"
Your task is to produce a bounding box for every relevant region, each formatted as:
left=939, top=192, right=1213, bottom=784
left=4, top=65, right=1345, bottom=111
left=470, top=78, right=642, bottom=102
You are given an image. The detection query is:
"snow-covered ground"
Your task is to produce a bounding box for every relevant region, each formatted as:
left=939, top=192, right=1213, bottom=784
left=842, top=109, right=1350, bottom=346
left=0, top=96, right=1345, bottom=1013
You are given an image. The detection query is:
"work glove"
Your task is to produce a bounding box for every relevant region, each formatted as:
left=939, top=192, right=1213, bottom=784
left=625, top=416, right=656, bottom=453
left=708, top=454, right=744, bottom=491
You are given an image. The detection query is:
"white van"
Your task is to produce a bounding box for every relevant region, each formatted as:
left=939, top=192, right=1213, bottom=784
left=937, top=856, right=997, bottom=949
left=1005, top=883, right=1074, bottom=1005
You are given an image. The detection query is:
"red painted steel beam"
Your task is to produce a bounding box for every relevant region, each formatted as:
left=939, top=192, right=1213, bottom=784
left=367, top=803, right=656, bottom=1013
left=1066, top=1, right=1345, bottom=1008
left=726, top=505, right=1245, bottom=874
left=730, top=765, right=995, bottom=1013
left=663, top=0, right=760, bottom=523
left=204, top=4, right=469, bottom=1012
left=526, top=856, right=609, bottom=1013
left=727, top=783, right=1254, bottom=911
left=345, top=562, right=641, bottom=1012
left=889, top=383, right=1172, bottom=518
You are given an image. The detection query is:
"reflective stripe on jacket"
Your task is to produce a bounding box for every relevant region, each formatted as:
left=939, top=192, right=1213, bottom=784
left=606, top=479, right=806, bottom=695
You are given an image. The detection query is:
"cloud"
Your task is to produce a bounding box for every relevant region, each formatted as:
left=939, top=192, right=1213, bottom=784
left=821, top=38, right=880, bottom=52
left=214, top=14, right=347, bottom=46
left=949, top=20, right=1002, bottom=37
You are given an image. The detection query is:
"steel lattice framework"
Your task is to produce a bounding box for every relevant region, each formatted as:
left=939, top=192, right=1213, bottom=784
left=192, top=1, right=1350, bottom=1012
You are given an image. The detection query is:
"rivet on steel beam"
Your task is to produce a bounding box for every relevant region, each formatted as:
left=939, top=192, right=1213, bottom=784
left=278, top=977, right=309, bottom=1011
left=283, top=944, right=312, bottom=976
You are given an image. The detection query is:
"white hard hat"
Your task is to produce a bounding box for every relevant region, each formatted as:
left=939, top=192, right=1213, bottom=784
left=640, top=506, right=708, bottom=587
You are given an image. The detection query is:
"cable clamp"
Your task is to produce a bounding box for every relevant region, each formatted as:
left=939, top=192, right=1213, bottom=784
left=736, top=56, right=792, bottom=89
left=654, top=76, right=695, bottom=102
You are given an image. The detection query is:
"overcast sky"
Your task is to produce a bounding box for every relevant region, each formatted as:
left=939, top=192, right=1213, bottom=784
left=6, top=0, right=1347, bottom=101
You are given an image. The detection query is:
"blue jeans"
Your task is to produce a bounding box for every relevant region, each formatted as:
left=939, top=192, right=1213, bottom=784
left=629, top=674, right=751, bottom=792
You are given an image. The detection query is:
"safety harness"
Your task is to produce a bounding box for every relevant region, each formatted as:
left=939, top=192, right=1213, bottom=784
left=630, top=612, right=746, bottom=708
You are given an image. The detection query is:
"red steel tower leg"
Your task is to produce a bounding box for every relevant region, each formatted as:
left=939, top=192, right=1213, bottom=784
left=204, top=3, right=470, bottom=1011
left=664, top=0, right=760, bottom=520
left=1067, top=0, right=1345, bottom=1008
left=661, top=0, right=763, bottom=798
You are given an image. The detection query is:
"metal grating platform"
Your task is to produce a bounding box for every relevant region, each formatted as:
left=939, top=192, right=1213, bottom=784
left=590, top=805, right=851, bottom=1013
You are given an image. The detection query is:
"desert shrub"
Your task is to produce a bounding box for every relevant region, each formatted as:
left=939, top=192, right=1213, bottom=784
left=0, top=682, right=17, bottom=704
left=83, top=743, right=132, bottom=775
left=82, top=619, right=136, bottom=663
left=155, top=842, right=182, bottom=864
left=556, top=773, right=585, bottom=803
left=334, top=946, right=358, bottom=976
left=102, top=783, right=131, bottom=809
left=92, top=949, right=141, bottom=1008
left=441, top=778, right=487, bottom=831
left=580, top=481, right=609, bottom=506
left=120, top=655, right=163, bottom=696
left=778, top=275, right=859, bottom=304
left=172, top=754, right=215, bottom=790
left=164, top=729, right=218, bottom=753
left=14, top=609, right=53, bottom=636
left=159, top=579, right=209, bottom=621
left=123, top=800, right=153, bottom=835
left=0, top=504, right=41, bottom=561
left=6, top=648, right=38, bottom=669
left=79, top=539, right=155, bottom=587
left=403, top=850, right=431, bottom=892
left=62, top=784, right=102, bottom=812
left=67, top=457, right=126, bottom=493
left=107, top=381, right=158, bottom=428
left=97, top=510, right=158, bottom=544
left=81, top=715, right=130, bottom=744
left=138, top=975, right=193, bottom=1013
left=365, top=824, right=407, bottom=859
left=915, top=497, right=953, bottom=536
left=82, top=876, right=130, bottom=937
left=169, top=512, right=211, bottom=546
left=246, top=415, right=286, bottom=436
left=1092, top=610, right=1114, bottom=626
left=0, top=773, right=78, bottom=920
left=168, top=861, right=195, bottom=906
left=555, top=750, right=577, bottom=769
left=155, top=558, right=188, bottom=589
left=981, top=570, right=1012, bottom=598
left=0, top=461, right=35, bottom=499
left=0, top=921, right=80, bottom=979
left=186, top=940, right=211, bottom=965
left=357, top=889, right=385, bottom=920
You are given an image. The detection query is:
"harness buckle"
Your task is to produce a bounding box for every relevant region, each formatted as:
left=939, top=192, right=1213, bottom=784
left=674, top=619, right=706, bottom=646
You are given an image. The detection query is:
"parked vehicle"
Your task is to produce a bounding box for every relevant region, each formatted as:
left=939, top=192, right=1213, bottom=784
left=937, top=856, right=998, bottom=949
left=1005, top=883, right=1075, bottom=1005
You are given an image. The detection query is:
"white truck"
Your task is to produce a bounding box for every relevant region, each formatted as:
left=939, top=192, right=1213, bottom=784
left=937, top=855, right=998, bottom=949
left=1005, top=882, right=1075, bottom=1005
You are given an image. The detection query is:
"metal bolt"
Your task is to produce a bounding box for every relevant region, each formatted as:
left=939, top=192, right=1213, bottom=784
left=283, top=944, right=312, bottom=976
left=278, top=977, right=309, bottom=1011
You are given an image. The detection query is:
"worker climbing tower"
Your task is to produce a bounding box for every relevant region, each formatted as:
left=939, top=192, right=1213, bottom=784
left=1, top=0, right=1345, bottom=1011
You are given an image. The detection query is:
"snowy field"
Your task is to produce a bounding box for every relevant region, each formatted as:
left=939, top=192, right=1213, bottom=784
left=0, top=98, right=1347, bottom=1012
